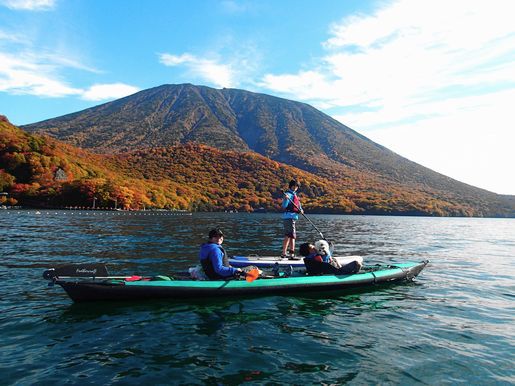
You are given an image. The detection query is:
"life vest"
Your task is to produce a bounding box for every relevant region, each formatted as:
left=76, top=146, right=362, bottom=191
left=285, top=191, right=300, bottom=213
left=200, top=246, right=231, bottom=280
left=305, top=252, right=324, bottom=263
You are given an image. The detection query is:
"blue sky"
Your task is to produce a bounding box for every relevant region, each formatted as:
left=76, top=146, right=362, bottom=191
left=1, top=0, right=514, bottom=195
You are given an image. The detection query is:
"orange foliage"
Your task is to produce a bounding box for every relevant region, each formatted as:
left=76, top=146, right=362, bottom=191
left=0, top=119, right=487, bottom=215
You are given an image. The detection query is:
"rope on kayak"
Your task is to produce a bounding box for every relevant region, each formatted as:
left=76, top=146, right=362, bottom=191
left=370, top=271, right=377, bottom=284
left=388, top=264, right=409, bottom=275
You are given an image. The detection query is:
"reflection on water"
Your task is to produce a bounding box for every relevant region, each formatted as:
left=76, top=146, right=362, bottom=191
left=1, top=211, right=514, bottom=384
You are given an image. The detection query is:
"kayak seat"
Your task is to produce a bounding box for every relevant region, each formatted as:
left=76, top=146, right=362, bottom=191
left=303, top=258, right=361, bottom=276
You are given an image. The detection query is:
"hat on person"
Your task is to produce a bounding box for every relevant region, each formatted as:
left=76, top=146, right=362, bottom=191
left=208, top=228, right=224, bottom=238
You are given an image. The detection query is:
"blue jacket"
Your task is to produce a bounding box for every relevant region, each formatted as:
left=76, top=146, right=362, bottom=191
left=282, top=190, right=302, bottom=220
left=199, top=242, right=238, bottom=278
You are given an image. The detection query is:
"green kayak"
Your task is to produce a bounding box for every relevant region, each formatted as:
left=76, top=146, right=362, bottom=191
left=44, top=261, right=428, bottom=303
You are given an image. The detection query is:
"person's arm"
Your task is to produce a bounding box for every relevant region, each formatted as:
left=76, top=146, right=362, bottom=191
left=210, top=249, right=238, bottom=277
left=281, top=192, right=292, bottom=209
left=298, top=196, right=304, bottom=213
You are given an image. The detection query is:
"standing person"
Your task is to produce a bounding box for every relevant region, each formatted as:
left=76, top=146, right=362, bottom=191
left=281, top=179, right=303, bottom=258
left=199, top=228, right=243, bottom=280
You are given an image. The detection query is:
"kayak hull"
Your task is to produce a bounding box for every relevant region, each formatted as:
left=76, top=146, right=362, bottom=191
left=229, top=255, right=363, bottom=268
left=55, top=261, right=428, bottom=303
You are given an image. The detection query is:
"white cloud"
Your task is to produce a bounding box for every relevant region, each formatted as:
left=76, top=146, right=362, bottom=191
left=0, top=32, right=85, bottom=97
left=0, top=50, right=138, bottom=101
left=0, top=30, right=24, bottom=44
left=0, top=52, right=83, bottom=97
left=0, top=28, right=138, bottom=102
left=82, top=83, right=140, bottom=101
left=361, top=89, right=515, bottom=194
left=258, top=0, right=515, bottom=194
left=0, top=0, right=55, bottom=11
left=220, top=0, right=254, bottom=14
left=159, top=53, right=195, bottom=66
left=159, top=52, right=236, bottom=88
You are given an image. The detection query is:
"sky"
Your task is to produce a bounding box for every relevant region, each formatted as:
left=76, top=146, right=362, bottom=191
left=1, top=0, right=514, bottom=195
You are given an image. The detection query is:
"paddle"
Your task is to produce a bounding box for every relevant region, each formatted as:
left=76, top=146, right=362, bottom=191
left=245, top=268, right=260, bottom=283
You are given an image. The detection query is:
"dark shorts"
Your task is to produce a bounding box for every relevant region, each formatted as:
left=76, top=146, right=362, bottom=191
left=283, top=219, right=296, bottom=239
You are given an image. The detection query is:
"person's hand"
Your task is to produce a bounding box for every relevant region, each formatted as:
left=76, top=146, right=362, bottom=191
left=235, top=268, right=244, bottom=277
left=300, top=209, right=304, bottom=214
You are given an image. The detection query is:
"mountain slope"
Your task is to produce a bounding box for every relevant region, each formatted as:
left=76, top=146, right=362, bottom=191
left=21, top=84, right=515, bottom=217
left=22, top=84, right=396, bottom=175
left=5, top=116, right=507, bottom=215
left=0, top=117, right=352, bottom=212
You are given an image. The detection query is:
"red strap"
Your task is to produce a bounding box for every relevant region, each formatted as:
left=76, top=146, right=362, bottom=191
left=125, top=275, right=142, bottom=282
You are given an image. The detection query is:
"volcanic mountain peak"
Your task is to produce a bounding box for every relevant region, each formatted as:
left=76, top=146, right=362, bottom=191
left=21, top=83, right=515, bottom=217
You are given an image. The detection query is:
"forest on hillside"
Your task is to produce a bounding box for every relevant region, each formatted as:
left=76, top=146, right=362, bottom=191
left=1, top=116, right=507, bottom=216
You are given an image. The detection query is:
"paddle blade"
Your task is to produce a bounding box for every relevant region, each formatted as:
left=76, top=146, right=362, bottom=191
left=245, top=268, right=260, bottom=283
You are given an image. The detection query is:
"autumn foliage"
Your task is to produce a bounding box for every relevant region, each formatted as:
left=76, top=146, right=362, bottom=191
left=1, top=119, right=513, bottom=216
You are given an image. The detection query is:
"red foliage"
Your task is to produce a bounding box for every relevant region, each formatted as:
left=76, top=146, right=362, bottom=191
left=0, top=120, right=487, bottom=215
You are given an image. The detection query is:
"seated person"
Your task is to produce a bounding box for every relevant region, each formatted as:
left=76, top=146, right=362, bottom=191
left=199, top=228, right=243, bottom=280
left=299, top=240, right=362, bottom=275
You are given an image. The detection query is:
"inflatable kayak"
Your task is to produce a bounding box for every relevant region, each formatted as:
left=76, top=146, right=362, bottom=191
left=229, top=255, right=363, bottom=268
left=43, top=261, right=428, bottom=303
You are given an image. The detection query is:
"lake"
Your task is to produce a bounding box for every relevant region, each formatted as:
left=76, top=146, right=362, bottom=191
left=1, top=210, right=514, bottom=385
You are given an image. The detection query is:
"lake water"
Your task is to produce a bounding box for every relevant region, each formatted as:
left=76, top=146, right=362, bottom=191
left=1, top=210, right=514, bottom=385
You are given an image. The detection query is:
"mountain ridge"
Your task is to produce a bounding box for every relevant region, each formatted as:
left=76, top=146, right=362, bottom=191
left=4, top=117, right=504, bottom=216
left=19, top=84, right=515, bottom=217
left=0, top=118, right=349, bottom=212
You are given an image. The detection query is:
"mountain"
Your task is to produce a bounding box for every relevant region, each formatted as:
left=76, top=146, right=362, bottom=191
left=3, top=117, right=508, bottom=215
left=0, top=117, right=340, bottom=211
left=22, top=84, right=407, bottom=176
left=18, top=84, right=515, bottom=217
